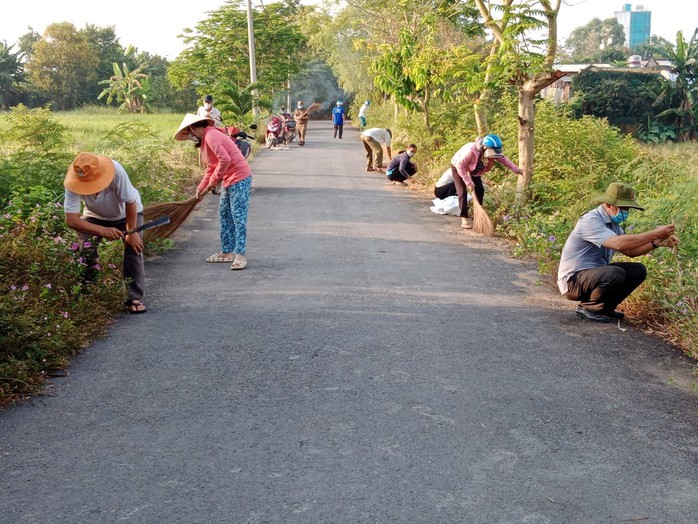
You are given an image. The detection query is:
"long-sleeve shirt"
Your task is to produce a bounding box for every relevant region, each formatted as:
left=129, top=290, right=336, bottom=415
left=450, top=139, right=521, bottom=187
left=386, top=152, right=415, bottom=179
left=293, top=108, right=309, bottom=124
left=197, top=127, right=251, bottom=192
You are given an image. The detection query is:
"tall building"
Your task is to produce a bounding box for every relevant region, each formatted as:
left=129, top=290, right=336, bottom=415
left=615, top=4, right=652, bottom=49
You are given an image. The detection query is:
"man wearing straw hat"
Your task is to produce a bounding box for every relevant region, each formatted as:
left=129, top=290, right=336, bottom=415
left=63, top=152, right=147, bottom=314
left=557, top=182, right=679, bottom=323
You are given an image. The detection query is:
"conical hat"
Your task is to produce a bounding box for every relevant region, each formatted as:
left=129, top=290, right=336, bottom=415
left=174, top=113, right=215, bottom=141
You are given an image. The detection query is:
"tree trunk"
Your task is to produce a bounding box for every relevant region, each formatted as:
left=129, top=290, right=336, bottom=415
left=516, top=88, right=536, bottom=209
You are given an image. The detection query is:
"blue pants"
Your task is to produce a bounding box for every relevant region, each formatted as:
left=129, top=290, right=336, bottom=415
left=219, top=176, right=251, bottom=255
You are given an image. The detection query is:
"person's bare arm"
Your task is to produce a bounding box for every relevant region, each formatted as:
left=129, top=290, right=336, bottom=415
left=65, top=213, right=123, bottom=240
left=603, top=224, right=676, bottom=256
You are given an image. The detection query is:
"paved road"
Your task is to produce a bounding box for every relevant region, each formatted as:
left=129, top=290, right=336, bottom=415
left=2, top=122, right=698, bottom=523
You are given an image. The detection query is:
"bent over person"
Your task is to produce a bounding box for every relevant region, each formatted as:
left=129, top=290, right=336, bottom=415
left=63, top=152, right=147, bottom=314
left=360, top=127, right=392, bottom=172
left=557, top=182, right=679, bottom=323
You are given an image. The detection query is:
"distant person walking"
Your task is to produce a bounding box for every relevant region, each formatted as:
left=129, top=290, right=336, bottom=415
left=332, top=100, right=346, bottom=139
left=557, top=182, right=679, bottom=323
left=293, top=100, right=309, bottom=146
left=197, top=95, right=223, bottom=128
left=360, top=127, right=392, bottom=172
left=450, top=134, right=521, bottom=229
left=63, top=152, right=147, bottom=314
left=175, top=114, right=252, bottom=270
left=358, top=100, right=370, bottom=130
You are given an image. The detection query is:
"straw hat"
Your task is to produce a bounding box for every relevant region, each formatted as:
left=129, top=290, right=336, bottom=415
left=592, top=182, right=644, bottom=210
left=64, top=153, right=115, bottom=195
left=174, top=113, right=215, bottom=141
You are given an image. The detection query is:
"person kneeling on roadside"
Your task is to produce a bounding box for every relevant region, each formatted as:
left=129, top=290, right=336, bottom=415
left=63, top=152, right=147, bottom=314
left=557, top=182, right=679, bottom=323
left=433, top=167, right=457, bottom=199
left=386, top=144, right=417, bottom=186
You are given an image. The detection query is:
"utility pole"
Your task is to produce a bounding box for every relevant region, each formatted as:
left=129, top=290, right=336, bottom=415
left=246, top=0, right=259, bottom=116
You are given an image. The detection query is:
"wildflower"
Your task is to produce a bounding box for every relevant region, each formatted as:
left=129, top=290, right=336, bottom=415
left=548, top=235, right=556, bottom=243
left=10, top=285, right=16, bottom=291
left=71, top=242, right=80, bottom=251
left=108, top=264, right=116, bottom=269
left=83, top=241, right=92, bottom=248
left=53, top=236, right=64, bottom=244
left=54, top=202, right=63, bottom=208
left=21, top=285, right=29, bottom=291
left=92, top=264, right=101, bottom=270
left=45, top=283, right=52, bottom=289
left=503, top=215, right=511, bottom=222
left=3, top=214, right=11, bottom=220
left=47, top=333, right=51, bottom=337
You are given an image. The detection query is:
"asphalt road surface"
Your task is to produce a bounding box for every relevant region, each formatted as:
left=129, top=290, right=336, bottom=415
left=2, top=122, right=698, bottom=523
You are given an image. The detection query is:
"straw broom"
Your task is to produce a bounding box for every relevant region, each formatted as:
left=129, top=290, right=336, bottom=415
left=142, top=188, right=211, bottom=241
left=471, top=193, right=495, bottom=236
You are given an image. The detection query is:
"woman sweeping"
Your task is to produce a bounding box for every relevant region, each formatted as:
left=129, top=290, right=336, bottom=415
left=175, top=113, right=252, bottom=270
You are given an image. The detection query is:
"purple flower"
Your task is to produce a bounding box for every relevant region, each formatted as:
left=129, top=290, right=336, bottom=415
left=548, top=235, right=556, bottom=242
left=45, top=283, right=52, bottom=289
left=71, top=242, right=80, bottom=251
left=21, top=285, right=29, bottom=291
left=83, top=241, right=92, bottom=248
left=10, top=285, right=16, bottom=291
left=60, top=311, right=69, bottom=319
left=91, top=264, right=101, bottom=270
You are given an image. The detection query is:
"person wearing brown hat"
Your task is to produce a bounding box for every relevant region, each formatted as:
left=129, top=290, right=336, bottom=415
left=557, top=182, right=679, bottom=322
left=63, top=152, right=147, bottom=313
left=175, top=113, right=252, bottom=270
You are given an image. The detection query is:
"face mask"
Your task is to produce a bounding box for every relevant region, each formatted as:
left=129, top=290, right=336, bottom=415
left=188, top=132, right=200, bottom=145
left=204, top=102, right=212, bottom=109
left=406, top=150, right=415, bottom=158
left=610, top=209, right=629, bottom=224
left=298, top=104, right=303, bottom=109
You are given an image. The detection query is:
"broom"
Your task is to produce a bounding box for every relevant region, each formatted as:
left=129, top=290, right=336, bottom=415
left=142, top=187, right=212, bottom=241
left=471, top=193, right=495, bottom=236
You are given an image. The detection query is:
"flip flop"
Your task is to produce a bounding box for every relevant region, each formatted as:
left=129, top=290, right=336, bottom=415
left=230, top=258, right=247, bottom=270
left=206, top=253, right=234, bottom=263
left=126, top=299, right=147, bottom=314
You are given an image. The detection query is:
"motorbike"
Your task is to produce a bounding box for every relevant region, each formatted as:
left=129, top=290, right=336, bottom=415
left=265, top=115, right=285, bottom=148
left=282, top=118, right=296, bottom=144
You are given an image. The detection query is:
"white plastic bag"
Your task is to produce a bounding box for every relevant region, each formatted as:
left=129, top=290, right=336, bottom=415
left=430, top=194, right=469, bottom=216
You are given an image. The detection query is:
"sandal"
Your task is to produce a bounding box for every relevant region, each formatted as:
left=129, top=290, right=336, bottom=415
left=126, top=299, right=147, bottom=314
left=461, top=219, right=473, bottom=229
left=206, top=252, right=234, bottom=263
left=230, top=257, right=248, bottom=270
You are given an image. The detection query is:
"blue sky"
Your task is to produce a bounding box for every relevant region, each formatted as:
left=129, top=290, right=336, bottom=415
left=1, top=0, right=696, bottom=59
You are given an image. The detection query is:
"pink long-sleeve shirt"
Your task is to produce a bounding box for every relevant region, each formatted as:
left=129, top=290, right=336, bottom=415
left=450, top=138, right=521, bottom=187
left=197, top=127, right=251, bottom=192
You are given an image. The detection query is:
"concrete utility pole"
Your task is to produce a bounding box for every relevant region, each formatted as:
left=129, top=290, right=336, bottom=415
left=246, top=0, right=259, bottom=116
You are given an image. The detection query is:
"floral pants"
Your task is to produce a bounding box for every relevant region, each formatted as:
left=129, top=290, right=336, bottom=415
left=219, top=176, right=251, bottom=255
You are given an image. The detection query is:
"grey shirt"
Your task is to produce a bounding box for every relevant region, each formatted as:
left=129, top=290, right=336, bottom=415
left=64, top=160, right=142, bottom=221
left=557, top=205, right=623, bottom=294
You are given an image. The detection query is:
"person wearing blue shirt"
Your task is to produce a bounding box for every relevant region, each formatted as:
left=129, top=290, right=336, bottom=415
left=332, top=100, right=345, bottom=139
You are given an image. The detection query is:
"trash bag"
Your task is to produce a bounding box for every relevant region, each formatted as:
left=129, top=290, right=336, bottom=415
left=430, top=194, right=470, bottom=215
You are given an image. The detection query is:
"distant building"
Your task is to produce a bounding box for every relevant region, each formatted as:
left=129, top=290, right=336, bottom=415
left=615, top=4, right=651, bottom=49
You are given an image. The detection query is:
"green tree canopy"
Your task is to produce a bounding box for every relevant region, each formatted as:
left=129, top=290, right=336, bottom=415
left=25, top=22, right=100, bottom=110
left=563, top=17, right=626, bottom=63
left=0, top=41, right=25, bottom=109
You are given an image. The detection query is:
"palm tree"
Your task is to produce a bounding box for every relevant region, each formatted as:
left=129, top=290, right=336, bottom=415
left=213, top=81, right=273, bottom=125
left=645, top=30, right=698, bottom=141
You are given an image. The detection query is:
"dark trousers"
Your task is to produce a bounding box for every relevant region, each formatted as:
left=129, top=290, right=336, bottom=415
left=564, top=262, right=647, bottom=313
left=387, top=171, right=407, bottom=182
left=333, top=124, right=344, bottom=138
left=80, top=215, right=145, bottom=301
left=451, top=165, right=484, bottom=218
left=434, top=182, right=457, bottom=200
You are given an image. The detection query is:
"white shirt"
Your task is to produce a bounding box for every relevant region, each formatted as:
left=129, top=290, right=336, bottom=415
left=197, top=105, right=223, bottom=126
left=435, top=168, right=453, bottom=188
left=361, top=127, right=391, bottom=146
left=359, top=103, right=369, bottom=118
left=64, top=160, right=143, bottom=221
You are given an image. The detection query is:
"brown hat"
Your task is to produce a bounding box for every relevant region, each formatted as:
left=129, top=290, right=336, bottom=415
left=592, top=182, right=644, bottom=210
left=64, top=153, right=115, bottom=195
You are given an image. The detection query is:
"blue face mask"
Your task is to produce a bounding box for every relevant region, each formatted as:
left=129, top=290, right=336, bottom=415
left=610, top=209, right=629, bottom=224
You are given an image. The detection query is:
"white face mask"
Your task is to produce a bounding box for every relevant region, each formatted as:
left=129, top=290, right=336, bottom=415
left=297, top=104, right=303, bottom=109
left=204, top=102, right=212, bottom=109
left=406, top=150, right=415, bottom=157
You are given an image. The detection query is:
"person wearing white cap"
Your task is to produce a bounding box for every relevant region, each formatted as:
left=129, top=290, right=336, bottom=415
left=63, top=152, right=147, bottom=313
left=332, top=100, right=345, bottom=139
